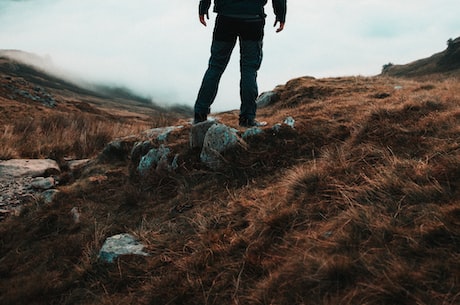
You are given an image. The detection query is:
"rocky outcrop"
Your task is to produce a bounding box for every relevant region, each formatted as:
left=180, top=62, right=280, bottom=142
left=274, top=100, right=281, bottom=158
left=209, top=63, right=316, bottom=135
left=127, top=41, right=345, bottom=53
left=0, top=159, right=60, bottom=178
left=0, top=75, right=57, bottom=107
left=0, top=158, right=89, bottom=220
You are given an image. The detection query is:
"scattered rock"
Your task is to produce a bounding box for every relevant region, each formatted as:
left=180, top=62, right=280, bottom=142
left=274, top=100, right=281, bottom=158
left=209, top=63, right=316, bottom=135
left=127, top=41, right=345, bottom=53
left=42, top=189, right=60, bottom=204
left=284, top=116, right=296, bottom=128
left=31, top=177, right=55, bottom=190
left=0, top=169, right=62, bottom=218
left=70, top=207, right=81, bottom=224
left=13, top=87, right=56, bottom=107
left=272, top=123, right=282, bottom=133
left=98, top=233, right=149, bottom=263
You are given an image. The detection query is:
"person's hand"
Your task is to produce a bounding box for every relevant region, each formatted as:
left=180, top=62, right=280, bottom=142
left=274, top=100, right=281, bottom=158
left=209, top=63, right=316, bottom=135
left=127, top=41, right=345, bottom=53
left=274, top=20, right=285, bottom=33
left=199, top=14, right=209, bottom=27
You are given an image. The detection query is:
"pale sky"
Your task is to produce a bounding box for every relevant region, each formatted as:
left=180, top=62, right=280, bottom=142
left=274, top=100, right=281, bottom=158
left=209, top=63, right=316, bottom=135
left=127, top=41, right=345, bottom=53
left=1, top=0, right=459, bottom=111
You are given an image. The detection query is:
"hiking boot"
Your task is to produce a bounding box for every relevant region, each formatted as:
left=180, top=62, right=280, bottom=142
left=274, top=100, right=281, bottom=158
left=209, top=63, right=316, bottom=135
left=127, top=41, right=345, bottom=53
left=239, top=117, right=266, bottom=127
left=193, top=112, right=208, bottom=124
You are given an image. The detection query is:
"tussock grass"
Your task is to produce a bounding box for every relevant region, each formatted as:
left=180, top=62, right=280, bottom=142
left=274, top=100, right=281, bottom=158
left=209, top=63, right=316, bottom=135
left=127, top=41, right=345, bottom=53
left=0, top=112, right=167, bottom=160
left=0, top=76, right=459, bottom=305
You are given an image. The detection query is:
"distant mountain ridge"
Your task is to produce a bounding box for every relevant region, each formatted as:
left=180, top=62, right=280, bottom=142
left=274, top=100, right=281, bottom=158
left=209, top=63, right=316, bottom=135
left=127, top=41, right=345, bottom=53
left=0, top=49, right=192, bottom=117
left=0, top=49, right=152, bottom=104
left=382, top=36, right=460, bottom=78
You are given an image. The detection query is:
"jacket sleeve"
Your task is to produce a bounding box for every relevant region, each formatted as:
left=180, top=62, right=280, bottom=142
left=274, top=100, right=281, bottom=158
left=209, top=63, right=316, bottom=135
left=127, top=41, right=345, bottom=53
left=199, top=0, right=211, bottom=16
left=272, top=0, right=287, bottom=23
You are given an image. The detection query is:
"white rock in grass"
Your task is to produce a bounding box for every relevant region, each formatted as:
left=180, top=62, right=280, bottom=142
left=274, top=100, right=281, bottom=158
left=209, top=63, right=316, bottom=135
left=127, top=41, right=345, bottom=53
left=99, top=233, right=149, bottom=263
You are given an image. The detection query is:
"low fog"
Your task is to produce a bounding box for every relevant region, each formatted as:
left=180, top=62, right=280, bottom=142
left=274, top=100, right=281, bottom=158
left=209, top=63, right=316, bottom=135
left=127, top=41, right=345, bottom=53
left=1, top=0, right=459, bottom=111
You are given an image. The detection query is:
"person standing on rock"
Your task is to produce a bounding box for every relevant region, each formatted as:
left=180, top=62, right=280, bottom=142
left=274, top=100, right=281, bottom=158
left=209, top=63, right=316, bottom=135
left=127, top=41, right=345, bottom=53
left=193, top=0, right=287, bottom=127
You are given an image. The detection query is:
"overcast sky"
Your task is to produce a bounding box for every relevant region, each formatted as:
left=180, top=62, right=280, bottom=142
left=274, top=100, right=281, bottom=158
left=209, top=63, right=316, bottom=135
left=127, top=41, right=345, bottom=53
left=1, top=0, right=459, bottom=111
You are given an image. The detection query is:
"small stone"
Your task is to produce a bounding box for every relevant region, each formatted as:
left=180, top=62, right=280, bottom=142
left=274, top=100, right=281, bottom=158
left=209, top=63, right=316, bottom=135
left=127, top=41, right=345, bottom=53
left=31, top=177, right=55, bottom=190
left=284, top=116, right=295, bottom=128
left=272, top=123, right=282, bottom=132
left=98, top=233, right=149, bottom=263
left=70, top=207, right=81, bottom=224
left=42, top=189, right=60, bottom=204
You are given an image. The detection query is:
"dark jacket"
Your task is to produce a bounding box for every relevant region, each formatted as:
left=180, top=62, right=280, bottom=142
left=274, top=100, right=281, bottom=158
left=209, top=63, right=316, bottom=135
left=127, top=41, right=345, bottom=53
left=199, top=0, right=287, bottom=23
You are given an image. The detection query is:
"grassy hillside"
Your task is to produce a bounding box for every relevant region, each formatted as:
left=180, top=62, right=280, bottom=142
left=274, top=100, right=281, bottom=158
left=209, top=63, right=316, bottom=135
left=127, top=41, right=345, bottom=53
left=1, top=74, right=459, bottom=304
left=382, top=36, right=460, bottom=79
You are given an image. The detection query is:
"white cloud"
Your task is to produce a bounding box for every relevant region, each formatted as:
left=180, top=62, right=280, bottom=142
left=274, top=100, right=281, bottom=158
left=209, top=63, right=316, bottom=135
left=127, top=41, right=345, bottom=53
left=1, top=0, right=459, bottom=111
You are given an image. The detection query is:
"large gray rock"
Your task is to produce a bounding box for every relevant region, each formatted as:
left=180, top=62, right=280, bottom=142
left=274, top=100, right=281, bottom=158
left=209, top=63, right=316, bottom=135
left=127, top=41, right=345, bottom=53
left=0, top=159, right=60, bottom=178
left=99, top=139, right=135, bottom=162
left=190, top=120, right=217, bottom=149
left=142, top=126, right=184, bottom=141
left=200, top=123, right=240, bottom=170
left=131, top=141, right=154, bottom=165
left=31, top=177, right=55, bottom=190
left=137, top=145, right=171, bottom=175
left=98, top=233, right=149, bottom=263
left=256, top=91, right=280, bottom=108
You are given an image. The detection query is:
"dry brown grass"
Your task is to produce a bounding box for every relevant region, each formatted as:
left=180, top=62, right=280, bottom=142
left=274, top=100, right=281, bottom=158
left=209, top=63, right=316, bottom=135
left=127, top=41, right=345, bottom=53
left=0, top=75, right=459, bottom=305
left=0, top=111, right=172, bottom=160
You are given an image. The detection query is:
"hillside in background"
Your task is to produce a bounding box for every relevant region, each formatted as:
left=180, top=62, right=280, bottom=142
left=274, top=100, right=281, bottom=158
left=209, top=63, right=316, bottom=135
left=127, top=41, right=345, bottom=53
left=0, top=50, right=191, bottom=124
left=0, top=50, right=191, bottom=160
left=0, top=47, right=459, bottom=305
left=382, top=36, right=460, bottom=79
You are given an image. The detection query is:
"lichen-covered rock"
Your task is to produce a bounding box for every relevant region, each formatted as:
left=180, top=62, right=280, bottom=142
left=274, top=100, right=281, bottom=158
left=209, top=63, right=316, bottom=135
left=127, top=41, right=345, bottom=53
left=137, top=145, right=171, bottom=176
left=256, top=91, right=280, bottom=108
left=190, top=120, right=217, bottom=149
left=31, top=177, right=55, bottom=190
left=131, top=141, right=155, bottom=165
left=200, top=123, right=240, bottom=170
left=98, top=233, right=148, bottom=263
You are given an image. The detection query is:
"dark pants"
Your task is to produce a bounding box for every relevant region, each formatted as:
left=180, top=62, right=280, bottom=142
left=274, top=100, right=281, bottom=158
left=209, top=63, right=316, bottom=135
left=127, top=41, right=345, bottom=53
left=195, top=15, right=265, bottom=120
